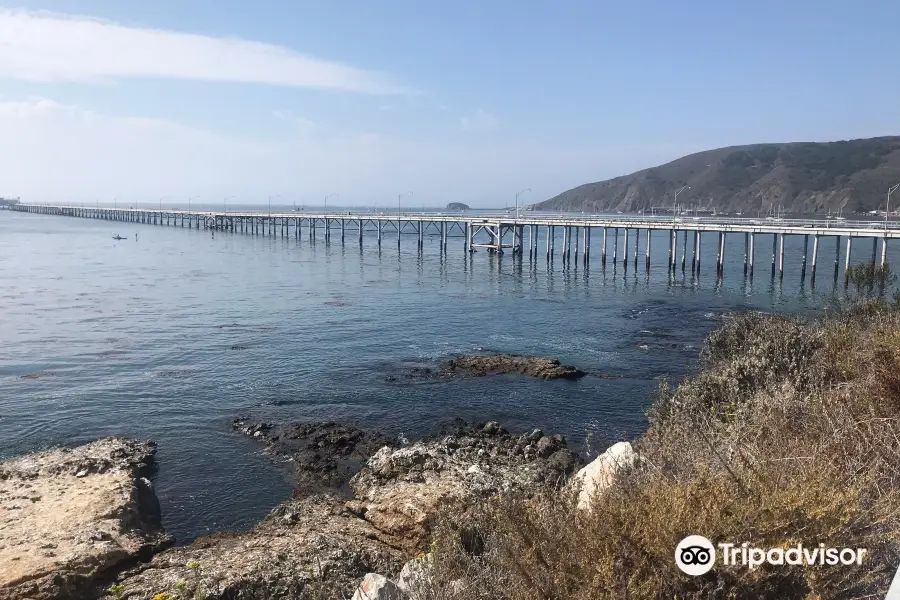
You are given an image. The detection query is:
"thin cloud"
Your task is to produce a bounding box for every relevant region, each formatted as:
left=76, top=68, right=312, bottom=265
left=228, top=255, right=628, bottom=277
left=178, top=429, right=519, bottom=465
left=0, top=10, right=412, bottom=94
left=272, top=110, right=316, bottom=133
left=460, top=109, right=499, bottom=132
left=0, top=96, right=693, bottom=206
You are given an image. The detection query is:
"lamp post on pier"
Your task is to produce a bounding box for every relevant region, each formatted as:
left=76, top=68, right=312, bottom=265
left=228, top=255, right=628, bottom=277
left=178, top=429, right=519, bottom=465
left=887, top=183, right=900, bottom=232
left=325, top=193, right=338, bottom=213
left=398, top=191, right=413, bottom=217
left=673, top=186, right=689, bottom=222
left=269, top=195, right=282, bottom=215
left=188, top=196, right=199, bottom=211
left=224, top=196, right=236, bottom=213
left=515, top=188, right=531, bottom=221
left=398, top=191, right=414, bottom=246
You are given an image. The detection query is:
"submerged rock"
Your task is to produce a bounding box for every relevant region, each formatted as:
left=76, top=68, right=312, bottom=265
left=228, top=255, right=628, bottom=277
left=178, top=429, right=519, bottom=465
left=347, top=423, right=580, bottom=551
left=442, top=354, right=585, bottom=380
left=0, top=437, right=172, bottom=600
left=232, top=420, right=399, bottom=494
left=115, top=494, right=404, bottom=600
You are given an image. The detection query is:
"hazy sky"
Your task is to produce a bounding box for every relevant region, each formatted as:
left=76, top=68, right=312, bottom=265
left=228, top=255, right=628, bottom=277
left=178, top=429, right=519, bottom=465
left=1, top=1, right=898, bottom=206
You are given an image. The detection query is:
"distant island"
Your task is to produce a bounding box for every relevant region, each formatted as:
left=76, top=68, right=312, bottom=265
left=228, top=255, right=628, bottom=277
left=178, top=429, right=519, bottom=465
left=446, top=202, right=470, bottom=210
left=532, top=136, right=900, bottom=214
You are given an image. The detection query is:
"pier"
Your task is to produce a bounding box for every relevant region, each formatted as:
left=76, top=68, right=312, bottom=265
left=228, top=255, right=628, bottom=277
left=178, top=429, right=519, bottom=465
left=9, top=203, right=900, bottom=282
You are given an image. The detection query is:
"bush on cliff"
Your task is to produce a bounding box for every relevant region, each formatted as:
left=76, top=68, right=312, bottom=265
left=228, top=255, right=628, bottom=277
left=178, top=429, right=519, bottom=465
left=422, top=301, right=900, bottom=599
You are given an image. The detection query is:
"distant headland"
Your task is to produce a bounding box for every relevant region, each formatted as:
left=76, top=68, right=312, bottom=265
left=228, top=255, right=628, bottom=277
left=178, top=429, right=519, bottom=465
left=533, top=136, right=900, bottom=215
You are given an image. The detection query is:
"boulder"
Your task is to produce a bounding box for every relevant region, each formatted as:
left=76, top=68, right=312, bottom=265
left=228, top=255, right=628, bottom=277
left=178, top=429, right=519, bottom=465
left=352, top=573, right=405, bottom=600
left=0, top=437, right=172, bottom=600
left=396, top=554, right=433, bottom=597
left=347, top=425, right=579, bottom=551
left=573, top=441, right=639, bottom=510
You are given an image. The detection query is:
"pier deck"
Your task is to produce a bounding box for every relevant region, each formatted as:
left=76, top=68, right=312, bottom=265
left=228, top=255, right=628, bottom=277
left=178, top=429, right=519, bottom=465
left=9, top=203, right=900, bottom=282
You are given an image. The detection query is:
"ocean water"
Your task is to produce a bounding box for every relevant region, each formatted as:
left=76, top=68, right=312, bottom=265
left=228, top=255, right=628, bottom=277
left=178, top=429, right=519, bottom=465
left=0, top=207, right=889, bottom=543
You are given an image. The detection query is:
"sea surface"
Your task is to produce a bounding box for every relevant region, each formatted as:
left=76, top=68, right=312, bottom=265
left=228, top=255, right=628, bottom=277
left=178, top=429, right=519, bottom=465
left=0, top=206, right=892, bottom=543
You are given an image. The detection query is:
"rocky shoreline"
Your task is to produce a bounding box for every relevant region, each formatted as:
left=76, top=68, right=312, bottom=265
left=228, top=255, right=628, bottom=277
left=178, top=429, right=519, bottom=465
left=0, top=438, right=172, bottom=600
left=0, top=418, right=624, bottom=600
left=0, top=346, right=616, bottom=599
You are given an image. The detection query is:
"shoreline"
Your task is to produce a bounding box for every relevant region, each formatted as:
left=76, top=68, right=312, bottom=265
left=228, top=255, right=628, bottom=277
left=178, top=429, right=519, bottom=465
left=7, top=305, right=900, bottom=598
left=0, top=353, right=603, bottom=599
left=0, top=417, right=594, bottom=600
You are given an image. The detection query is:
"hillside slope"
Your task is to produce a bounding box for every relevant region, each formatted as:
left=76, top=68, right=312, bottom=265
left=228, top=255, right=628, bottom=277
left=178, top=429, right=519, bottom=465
left=534, top=136, right=900, bottom=214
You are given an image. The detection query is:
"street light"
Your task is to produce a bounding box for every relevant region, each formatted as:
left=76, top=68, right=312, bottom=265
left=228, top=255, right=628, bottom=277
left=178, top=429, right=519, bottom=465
left=888, top=183, right=900, bottom=231
left=224, top=196, right=236, bottom=213
left=188, top=196, right=199, bottom=211
left=673, top=186, right=689, bottom=222
left=268, top=194, right=282, bottom=215
left=515, top=188, right=531, bottom=220
left=398, top=191, right=414, bottom=246
left=398, top=191, right=414, bottom=216
left=325, top=193, right=338, bottom=214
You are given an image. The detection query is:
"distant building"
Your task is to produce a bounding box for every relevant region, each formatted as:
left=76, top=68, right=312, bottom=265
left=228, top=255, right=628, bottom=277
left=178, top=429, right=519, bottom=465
left=0, top=197, right=20, bottom=207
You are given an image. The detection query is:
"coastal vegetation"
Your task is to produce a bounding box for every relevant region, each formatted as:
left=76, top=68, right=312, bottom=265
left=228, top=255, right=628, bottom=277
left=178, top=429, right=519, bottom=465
left=420, top=299, right=900, bottom=599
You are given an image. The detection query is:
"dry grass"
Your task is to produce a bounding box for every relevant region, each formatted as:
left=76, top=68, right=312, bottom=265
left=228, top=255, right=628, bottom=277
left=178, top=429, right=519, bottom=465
left=420, top=301, right=900, bottom=600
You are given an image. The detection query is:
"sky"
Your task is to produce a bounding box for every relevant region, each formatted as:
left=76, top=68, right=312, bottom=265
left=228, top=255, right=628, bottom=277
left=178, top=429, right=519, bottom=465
left=1, top=0, right=898, bottom=207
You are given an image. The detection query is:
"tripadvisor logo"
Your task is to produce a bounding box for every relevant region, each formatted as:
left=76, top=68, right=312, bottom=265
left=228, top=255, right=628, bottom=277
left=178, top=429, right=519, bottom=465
left=676, top=535, right=716, bottom=576
left=675, top=535, right=867, bottom=575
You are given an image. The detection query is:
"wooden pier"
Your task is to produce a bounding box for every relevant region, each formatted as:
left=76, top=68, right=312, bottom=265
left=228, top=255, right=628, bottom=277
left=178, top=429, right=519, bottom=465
left=10, top=203, right=900, bottom=282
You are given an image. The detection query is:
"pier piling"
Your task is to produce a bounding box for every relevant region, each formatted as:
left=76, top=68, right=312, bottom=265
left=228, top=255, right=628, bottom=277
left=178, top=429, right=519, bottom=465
left=601, top=228, right=608, bottom=266
left=645, top=229, right=652, bottom=271
left=845, top=237, right=853, bottom=282
left=779, top=234, right=785, bottom=279
left=811, top=235, right=819, bottom=281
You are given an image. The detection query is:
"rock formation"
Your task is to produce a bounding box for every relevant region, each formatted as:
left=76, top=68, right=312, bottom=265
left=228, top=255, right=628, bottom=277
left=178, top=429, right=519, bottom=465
left=346, top=422, right=579, bottom=551
left=442, top=354, right=585, bottom=380
left=0, top=438, right=171, bottom=600
left=114, top=495, right=404, bottom=600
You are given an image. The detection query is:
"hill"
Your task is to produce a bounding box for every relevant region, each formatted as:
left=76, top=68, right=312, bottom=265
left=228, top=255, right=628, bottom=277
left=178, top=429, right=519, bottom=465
left=533, top=136, right=900, bottom=214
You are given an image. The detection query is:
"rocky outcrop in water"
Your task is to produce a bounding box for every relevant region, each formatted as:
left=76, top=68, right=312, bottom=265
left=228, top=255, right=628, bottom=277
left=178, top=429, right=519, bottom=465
left=0, top=438, right=171, bottom=600
left=442, top=354, right=585, bottom=380
left=231, top=420, right=399, bottom=493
